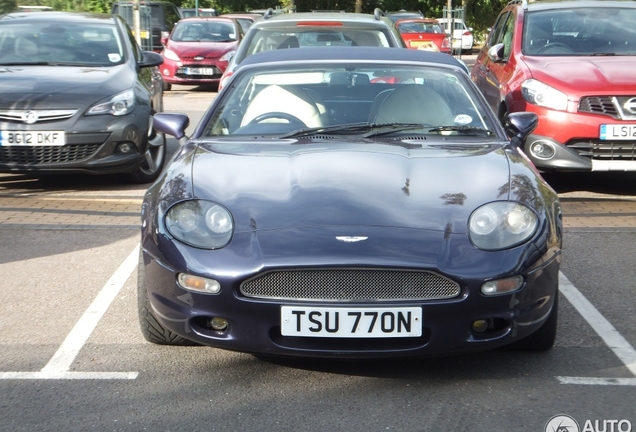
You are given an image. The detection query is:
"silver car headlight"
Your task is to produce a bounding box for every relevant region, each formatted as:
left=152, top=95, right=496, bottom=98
left=469, top=202, right=538, bottom=250
left=165, top=200, right=234, bottom=249
left=521, top=79, right=568, bottom=111
left=87, top=89, right=136, bottom=116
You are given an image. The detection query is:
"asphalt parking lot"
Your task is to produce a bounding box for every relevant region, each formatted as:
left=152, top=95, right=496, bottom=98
left=0, top=61, right=635, bottom=432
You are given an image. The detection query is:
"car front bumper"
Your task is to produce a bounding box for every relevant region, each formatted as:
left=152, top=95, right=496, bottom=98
left=511, top=101, right=636, bottom=171
left=141, top=231, right=561, bottom=359
left=160, top=58, right=227, bottom=85
left=0, top=112, right=151, bottom=175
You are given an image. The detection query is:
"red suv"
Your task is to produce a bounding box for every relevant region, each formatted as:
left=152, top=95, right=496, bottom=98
left=471, top=0, right=636, bottom=172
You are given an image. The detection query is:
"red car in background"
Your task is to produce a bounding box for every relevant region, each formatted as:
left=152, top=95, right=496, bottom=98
left=471, top=0, right=636, bottom=173
left=395, top=18, right=451, bottom=54
left=159, top=17, right=243, bottom=91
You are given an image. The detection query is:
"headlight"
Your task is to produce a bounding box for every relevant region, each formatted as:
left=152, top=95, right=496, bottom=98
left=165, top=200, right=234, bottom=249
left=469, top=202, right=538, bottom=250
left=521, top=79, right=568, bottom=111
left=87, top=89, right=135, bottom=116
left=163, top=49, right=180, bottom=62
left=219, top=50, right=235, bottom=62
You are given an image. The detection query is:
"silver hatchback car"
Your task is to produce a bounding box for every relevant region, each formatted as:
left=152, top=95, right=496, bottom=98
left=218, top=9, right=406, bottom=90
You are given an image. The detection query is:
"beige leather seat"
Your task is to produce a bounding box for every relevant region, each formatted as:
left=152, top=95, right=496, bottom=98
left=241, top=85, right=324, bottom=128
left=372, top=84, right=453, bottom=126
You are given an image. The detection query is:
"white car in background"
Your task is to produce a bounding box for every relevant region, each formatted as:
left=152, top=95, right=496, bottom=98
left=437, top=18, right=473, bottom=54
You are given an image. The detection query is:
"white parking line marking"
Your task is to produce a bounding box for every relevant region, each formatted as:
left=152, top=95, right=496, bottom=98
left=1, top=253, right=635, bottom=383
left=557, top=377, right=636, bottom=386
left=0, top=244, right=140, bottom=380
left=557, top=271, right=636, bottom=385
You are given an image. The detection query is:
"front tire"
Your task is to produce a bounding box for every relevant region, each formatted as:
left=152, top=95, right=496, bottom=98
left=507, top=291, right=559, bottom=351
left=137, top=250, right=199, bottom=346
left=128, top=119, right=166, bottom=184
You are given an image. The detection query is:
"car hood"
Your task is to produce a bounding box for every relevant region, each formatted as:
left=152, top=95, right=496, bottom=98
left=166, top=41, right=237, bottom=58
left=0, top=65, right=134, bottom=108
left=523, top=56, right=636, bottom=96
left=191, top=139, right=513, bottom=234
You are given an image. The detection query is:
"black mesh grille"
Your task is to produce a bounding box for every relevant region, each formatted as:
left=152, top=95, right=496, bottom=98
left=240, top=269, right=461, bottom=301
left=0, top=144, right=100, bottom=165
left=578, top=97, right=618, bottom=117
left=568, top=140, right=636, bottom=161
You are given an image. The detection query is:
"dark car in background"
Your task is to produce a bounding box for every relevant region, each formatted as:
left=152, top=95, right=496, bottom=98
left=159, top=16, right=243, bottom=91
left=0, top=11, right=166, bottom=183
left=471, top=0, right=636, bottom=173
left=218, top=12, right=262, bottom=33
left=140, top=47, right=562, bottom=359
left=112, top=1, right=181, bottom=51
left=179, top=8, right=218, bottom=18
left=218, top=9, right=406, bottom=90
left=385, top=9, right=424, bottom=23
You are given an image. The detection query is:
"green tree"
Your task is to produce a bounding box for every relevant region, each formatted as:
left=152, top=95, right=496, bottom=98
left=0, top=0, right=18, bottom=14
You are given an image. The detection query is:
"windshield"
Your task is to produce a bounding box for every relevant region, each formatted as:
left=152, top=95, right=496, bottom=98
left=171, top=21, right=237, bottom=42
left=523, top=7, right=636, bottom=56
left=0, top=21, right=125, bottom=66
left=242, top=27, right=392, bottom=61
left=397, top=22, right=445, bottom=34
left=203, top=63, right=498, bottom=138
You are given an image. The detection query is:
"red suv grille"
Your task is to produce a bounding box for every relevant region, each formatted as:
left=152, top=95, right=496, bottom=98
left=568, top=140, right=636, bottom=160
left=578, top=96, right=619, bottom=117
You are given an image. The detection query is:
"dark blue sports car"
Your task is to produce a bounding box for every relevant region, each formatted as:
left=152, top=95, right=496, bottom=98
left=140, top=47, right=562, bottom=359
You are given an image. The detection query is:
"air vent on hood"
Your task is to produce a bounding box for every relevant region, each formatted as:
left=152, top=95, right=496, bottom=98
left=296, top=135, right=338, bottom=140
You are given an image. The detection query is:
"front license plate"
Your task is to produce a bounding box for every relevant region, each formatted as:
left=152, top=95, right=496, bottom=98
left=600, top=124, right=636, bottom=140
left=183, top=67, right=217, bottom=75
left=281, top=306, right=422, bottom=338
left=0, top=131, right=65, bottom=146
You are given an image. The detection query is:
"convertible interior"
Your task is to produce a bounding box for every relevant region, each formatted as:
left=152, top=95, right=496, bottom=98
left=206, top=68, right=488, bottom=136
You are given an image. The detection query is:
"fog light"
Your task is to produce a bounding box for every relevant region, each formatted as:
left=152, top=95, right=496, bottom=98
left=529, top=140, right=556, bottom=159
left=209, top=317, right=228, bottom=331
left=472, top=320, right=489, bottom=333
left=481, top=276, right=524, bottom=295
left=177, top=273, right=221, bottom=294
left=117, top=143, right=133, bottom=154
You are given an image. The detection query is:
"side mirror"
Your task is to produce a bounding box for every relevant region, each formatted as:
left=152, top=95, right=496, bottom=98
left=487, top=43, right=505, bottom=62
left=139, top=51, right=164, bottom=68
left=503, top=112, right=538, bottom=143
left=153, top=113, right=190, bottom=140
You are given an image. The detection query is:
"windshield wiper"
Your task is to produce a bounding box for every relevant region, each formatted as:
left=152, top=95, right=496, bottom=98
left=279, top=122, right=373, bottom=138
left=279, top=122, right=427, bottom=139
left=0, top=61, right=85, bottom=66
left=0, top=62, right=51, bottom=66
left=362, top=123, right=429, bottom=137
left=427, top=125, right=493, bottom=136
